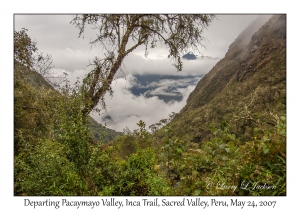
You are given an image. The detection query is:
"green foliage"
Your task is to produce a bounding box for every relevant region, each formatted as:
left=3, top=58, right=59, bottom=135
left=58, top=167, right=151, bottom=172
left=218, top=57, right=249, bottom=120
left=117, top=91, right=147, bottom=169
left=15, top=139, right=88, bottom=195
left=157, top=116, right=286, bottom=196
left=14, top=78, right=55, bottom=154
left=121, top=148, right=169, bottom=196
left=14, top=28, right=37, bottom=69
left=235, top=115, right=286, bottom=195
left=14, top=78, right=91, bottom=195
left=86, top=143, right=170, bottom=196
left=112, top=120, right=153, bottom=158
left=14, top=29, right=92, bottom=195
left=128, top=110, right=284, bottom=196
left=88, top=118, right=122, bottom=142
left=55, top=81, right=92, bottom=174
left=160, top=127, right=186, bottom=181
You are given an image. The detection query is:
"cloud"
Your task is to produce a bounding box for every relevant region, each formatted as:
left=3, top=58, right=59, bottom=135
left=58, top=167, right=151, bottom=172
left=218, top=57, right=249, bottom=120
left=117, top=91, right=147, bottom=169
left=90, top=76, right=196, bottom=132
left=120, top=53, right=218, bottom=76
left=50, top=47, right=94, bottom=72
left=51, top=68, right=91, bottom=88
left=14, top=14, right=104, bottom=73
left=139, top=77, right=201, bottom=97
left=146, top=86, right=180, bottom=96
left=52, top=67, right=204, bottom=132
left=15, top=14, right=262, bottom=78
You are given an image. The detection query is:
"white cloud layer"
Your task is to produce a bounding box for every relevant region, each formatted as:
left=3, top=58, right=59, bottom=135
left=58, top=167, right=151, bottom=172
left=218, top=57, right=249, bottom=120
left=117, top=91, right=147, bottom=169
left=91, top=76, right=196, bottom=132
left=54, top=66, right=204, bottom=132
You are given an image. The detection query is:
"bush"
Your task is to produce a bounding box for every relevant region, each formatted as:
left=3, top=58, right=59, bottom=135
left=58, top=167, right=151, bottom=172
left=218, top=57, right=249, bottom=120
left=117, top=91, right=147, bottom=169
left=14, top=139, right=87, bottom=195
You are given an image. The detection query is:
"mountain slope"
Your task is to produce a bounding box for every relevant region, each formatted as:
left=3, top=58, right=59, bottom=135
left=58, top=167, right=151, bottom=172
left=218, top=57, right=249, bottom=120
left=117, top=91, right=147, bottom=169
left=169, top=15, right=286, bottom=143
left=88, top=117, right=122, bottom=142
left=16, top=66, right=122, bottom=142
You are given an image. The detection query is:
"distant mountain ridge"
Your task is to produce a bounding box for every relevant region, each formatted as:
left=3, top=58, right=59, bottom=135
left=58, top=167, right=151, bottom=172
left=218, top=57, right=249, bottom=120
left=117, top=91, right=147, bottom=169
left=182, top=51, right=219, bottom=61
left=182, top=52, right=197, bottom=60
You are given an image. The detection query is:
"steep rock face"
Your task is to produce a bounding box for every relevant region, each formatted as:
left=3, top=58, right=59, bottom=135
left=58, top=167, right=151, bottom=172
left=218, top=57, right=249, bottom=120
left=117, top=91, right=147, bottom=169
left=169, top=15, right=286, bottom=143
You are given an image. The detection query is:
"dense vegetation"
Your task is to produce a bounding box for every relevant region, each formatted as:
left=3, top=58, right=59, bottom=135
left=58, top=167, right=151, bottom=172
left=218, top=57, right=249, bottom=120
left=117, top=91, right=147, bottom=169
left=14, top=15, right=286, bottom=196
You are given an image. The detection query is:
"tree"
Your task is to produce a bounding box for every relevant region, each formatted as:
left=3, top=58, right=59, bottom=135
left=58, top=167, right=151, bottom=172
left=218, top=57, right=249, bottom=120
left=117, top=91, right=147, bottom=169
left=71, top=14, right=215, bottom=115
left=14, top=28, right=64, bottom=87
left=14, top=28, right=38, bottom=70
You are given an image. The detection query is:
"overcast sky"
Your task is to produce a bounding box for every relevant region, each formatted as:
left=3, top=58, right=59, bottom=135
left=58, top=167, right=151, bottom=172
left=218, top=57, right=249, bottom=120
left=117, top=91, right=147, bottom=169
left=14, top=15, right=262, bottom=74
left=14, top=14, right=270, bottom=131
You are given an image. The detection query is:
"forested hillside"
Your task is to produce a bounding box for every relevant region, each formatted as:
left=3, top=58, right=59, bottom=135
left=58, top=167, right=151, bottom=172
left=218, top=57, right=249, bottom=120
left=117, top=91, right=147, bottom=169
left=168, top=15, right=286, bottom=144
left=14, top=15, right=286, bottom=196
